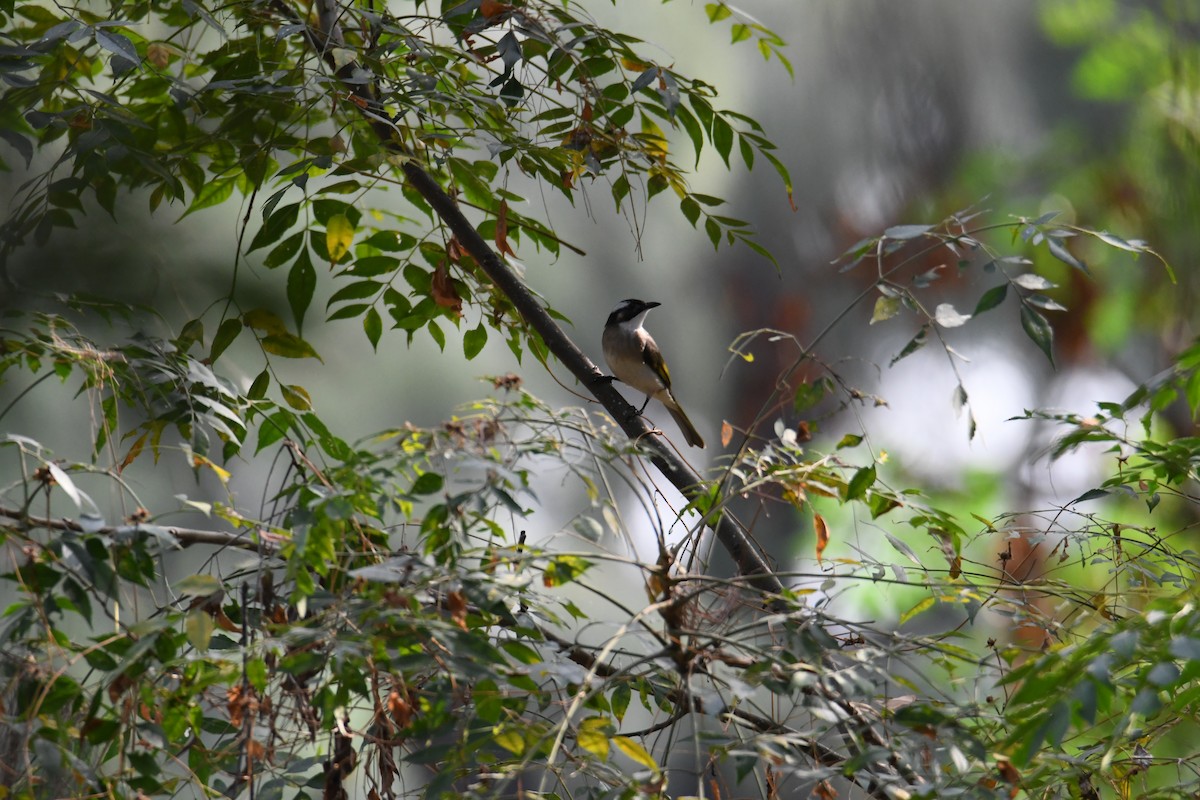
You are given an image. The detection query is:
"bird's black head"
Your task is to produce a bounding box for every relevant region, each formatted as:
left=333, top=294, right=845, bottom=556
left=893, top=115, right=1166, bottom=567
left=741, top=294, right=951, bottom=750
left=606, top=298, right=660, bottom=327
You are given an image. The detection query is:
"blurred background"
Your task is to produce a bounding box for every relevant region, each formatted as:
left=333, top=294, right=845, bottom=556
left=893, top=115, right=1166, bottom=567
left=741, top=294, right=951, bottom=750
left=2, top=0, right=1197, bottom=605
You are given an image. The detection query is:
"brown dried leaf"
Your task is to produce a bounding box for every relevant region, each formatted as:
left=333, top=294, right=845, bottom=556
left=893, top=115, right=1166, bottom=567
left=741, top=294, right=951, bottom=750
left=495, top=200, right=515, bottom=257
left=432, top=265, right=462, bottom=314
left=814, top=513, right=830, bottom=563
left=447, top=590, right=469, bottom=630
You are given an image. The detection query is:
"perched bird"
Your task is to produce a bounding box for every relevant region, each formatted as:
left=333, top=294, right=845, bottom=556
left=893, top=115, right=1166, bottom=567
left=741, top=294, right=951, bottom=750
left=602, top=299, right=705, bottom=448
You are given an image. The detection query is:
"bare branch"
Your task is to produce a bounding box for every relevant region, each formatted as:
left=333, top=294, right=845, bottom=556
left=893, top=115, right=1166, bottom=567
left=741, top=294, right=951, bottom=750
left=0, top=505, right=271, bottom=553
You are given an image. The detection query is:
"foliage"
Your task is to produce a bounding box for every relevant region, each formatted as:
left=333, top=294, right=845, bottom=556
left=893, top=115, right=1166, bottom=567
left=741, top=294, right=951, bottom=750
left=2, top=1, right=1200, bottom=800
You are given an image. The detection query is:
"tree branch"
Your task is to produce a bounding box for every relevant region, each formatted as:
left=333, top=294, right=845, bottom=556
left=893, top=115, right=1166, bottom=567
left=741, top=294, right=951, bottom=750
left=0, top=505, right=270, bottom=553
left=299, top=0, right=784, bottom=597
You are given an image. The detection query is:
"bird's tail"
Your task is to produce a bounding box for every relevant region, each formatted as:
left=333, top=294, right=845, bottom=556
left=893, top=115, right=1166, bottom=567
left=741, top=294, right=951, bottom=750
left=665, top=398, right=705, bottom=449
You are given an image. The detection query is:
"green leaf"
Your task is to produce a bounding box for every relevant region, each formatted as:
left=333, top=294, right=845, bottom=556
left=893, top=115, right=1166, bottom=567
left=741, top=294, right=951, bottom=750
left=704, top=217, right=721, bottom=249
left=248, top=369, right=270, bottom=400
left=1020, top=305, right=1055, bottom=366
left=328, top=281, right=382, bottom=307
left=328, top=303, right=371, bottom=322
left=845, top=465, right=876, bottom=501
left=242, top=308, right=289, bottom=335
left=363, top=307, right=382, bottom=351
left=185, top=609, right=214, bottom=651
left=248, top=202, right=300, bottom=252
left=1046, top=236, right=1089, bottom=274
left=178, top=574, right=222, bottom=597
left=411, top=472, right=444, bottom=495
left=281, top=384, right=312, bottom=411
left=731, top=23, right=752, bottom=43
left=349, top=255, right=401, bottom=277
left=611, top=681, right=631, bottom=723
left=680, top=196, right=701, bottom=227
left=463, top=323, right=487, bottom=360
left=256, top=410, right=293, bottom=453
left=973, top=284, right=1008, bottom=315
left=287, top=250, right=316, bottom=333
left=261, top=332, right=321, bottom=360
left=263, top=232, right=305, bottom=269
left=890, top=325, right=928, bottom=366
left=884, top=224, right=933, bottom=240
left=209, top=318, right=242, bottom=363
left=675, top=103, right=704, bottom=167
left=711, top=114, right=734, bottom=167
left=182, top=177, right=235, bottom=218
left=871, top=295, right=902, bottom=325
left=793, top=378, right=829, bottom=412
left=94, top=28, right=139, bottom=64
left=760, top=149, right=795, bottom=210
left=705, top=3, right=732, bottom=22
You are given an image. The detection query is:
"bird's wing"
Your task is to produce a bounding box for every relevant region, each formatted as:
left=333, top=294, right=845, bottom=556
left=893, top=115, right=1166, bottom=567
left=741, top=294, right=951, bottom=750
left=639, top=331, right=672, bottom=389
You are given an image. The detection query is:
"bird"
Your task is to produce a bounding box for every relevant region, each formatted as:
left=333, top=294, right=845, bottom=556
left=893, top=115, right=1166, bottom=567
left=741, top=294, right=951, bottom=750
left=601, top=298, right=705, bottom=448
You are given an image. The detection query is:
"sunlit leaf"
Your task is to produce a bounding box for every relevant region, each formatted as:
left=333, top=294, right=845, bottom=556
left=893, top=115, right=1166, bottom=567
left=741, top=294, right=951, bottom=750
left=871, top=295, right=902, bottom=325
left=900, top=596, right=937, bottom=625
left=613, top=736, right=658, bottom=773
left=326, top=214, right=355, bottom=263
left=47, top=462, right=82, bottom=508
left=1013, top=273, right=1056, bottom=291
left=934, top=303, right=971, bottom=328
left=577, top=717, right=611, bottom=759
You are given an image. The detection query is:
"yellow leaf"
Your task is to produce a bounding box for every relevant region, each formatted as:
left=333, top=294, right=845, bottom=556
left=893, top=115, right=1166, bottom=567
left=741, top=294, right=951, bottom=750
left=185, top=608, right=215, bottom=651
left=638, top=118, right=669, bottom=159
left=493, top=726, right=525, bottom=755
left=613, top=736, right=659, bottom=773
left=326, top=214, right=355, bottom=263
left=900, top=595, right=937, bottom=625
left=192, top=455, right=231, bottom=484
left=178, top=574, right=222, bottom=597
left=720, top=420, right=733, bottom=447
left=577, top=716, right=611, bottom=759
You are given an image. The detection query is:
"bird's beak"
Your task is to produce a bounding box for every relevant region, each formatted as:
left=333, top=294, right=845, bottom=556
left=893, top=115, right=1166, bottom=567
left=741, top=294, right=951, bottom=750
left=645, top=301, right=661, bottom=309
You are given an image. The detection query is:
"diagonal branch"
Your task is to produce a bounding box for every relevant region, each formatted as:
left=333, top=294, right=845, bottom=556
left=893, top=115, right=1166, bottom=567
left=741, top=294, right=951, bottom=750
left=297, top=0, right=784, bottom=597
